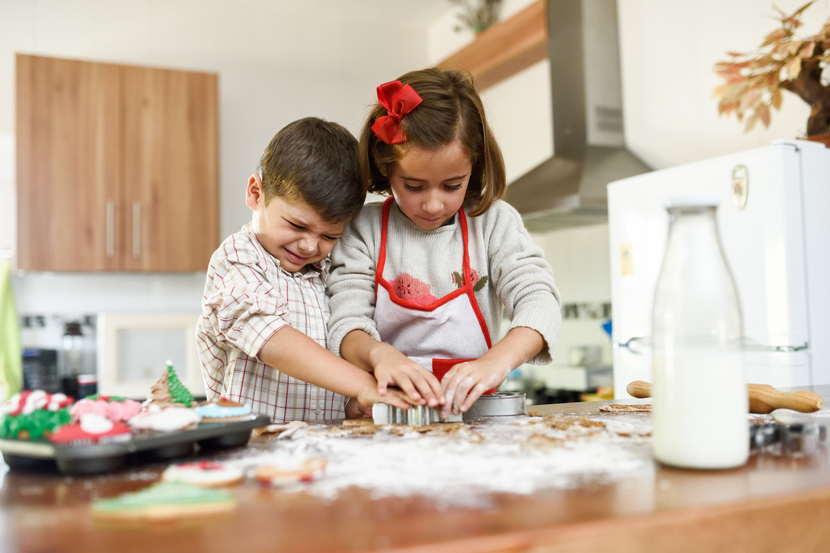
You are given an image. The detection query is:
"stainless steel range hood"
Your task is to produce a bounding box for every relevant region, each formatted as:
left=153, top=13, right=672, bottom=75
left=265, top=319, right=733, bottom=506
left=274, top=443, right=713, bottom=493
left=504, top=0, right=651, bottom=232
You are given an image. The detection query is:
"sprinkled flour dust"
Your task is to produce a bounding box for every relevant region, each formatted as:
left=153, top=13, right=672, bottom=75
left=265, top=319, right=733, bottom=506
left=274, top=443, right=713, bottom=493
left=221, top=413, right=655, bottom=508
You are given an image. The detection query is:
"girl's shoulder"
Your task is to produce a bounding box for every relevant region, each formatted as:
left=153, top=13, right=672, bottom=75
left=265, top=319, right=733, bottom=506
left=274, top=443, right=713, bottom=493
left=469, top=199, right=525, bottom=231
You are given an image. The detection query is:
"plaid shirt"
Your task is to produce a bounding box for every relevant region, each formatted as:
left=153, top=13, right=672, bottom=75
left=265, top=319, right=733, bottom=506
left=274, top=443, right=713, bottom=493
left=197, top=223, right=347, bottom=423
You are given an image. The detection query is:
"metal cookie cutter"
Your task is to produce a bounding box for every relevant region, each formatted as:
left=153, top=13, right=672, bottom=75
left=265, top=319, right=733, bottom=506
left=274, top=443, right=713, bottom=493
left=750, top=422, right=827, bottom=457
left=462, top=392, right=527, bottom=419
left=372, top=404, right=462, bottom=425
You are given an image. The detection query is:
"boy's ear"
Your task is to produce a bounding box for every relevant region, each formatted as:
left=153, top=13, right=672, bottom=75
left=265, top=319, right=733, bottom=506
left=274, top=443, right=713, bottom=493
left=245, top=174, right=265, bottom=211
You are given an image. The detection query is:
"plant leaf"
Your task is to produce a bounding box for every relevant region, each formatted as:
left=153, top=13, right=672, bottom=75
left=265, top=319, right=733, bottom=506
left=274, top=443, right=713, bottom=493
left=763, top=28, right=789, bottom=46
left=786, top=55, right=802, bottom=79
left=758, top=104, right=771, bottom=127
left=771, top=88, right=783, bottom=109
left=800, top=42, right=816, bottom=57
left=745, top=112, right=759, bottom=132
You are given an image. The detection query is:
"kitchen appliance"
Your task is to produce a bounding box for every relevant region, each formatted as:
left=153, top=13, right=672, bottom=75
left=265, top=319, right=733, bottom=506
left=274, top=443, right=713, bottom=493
left=608, top=140, right=830, bottom=397
left=21, top=348, right=59, bottom=393
left=97, top=312, right=203, bottom=399
left=503, top=0, right=651, bottom=230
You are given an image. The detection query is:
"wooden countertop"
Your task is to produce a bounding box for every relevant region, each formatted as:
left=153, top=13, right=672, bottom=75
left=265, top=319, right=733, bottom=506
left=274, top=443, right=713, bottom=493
left=3, top=386, right=830, bottom=553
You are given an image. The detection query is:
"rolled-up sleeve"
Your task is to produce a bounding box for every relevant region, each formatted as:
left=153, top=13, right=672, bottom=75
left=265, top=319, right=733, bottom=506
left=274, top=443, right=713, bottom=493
left=486, top=203, right=562, bottom=365
left=200, top=237, right=290, bottom=360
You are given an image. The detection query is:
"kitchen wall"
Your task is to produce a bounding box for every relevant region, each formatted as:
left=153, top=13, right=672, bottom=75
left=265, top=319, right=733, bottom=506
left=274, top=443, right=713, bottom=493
left=0, top=0, right=447, bottom=350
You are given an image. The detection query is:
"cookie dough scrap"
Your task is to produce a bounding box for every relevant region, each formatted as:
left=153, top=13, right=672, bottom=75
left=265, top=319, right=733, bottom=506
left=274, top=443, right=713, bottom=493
left=341, top=418, right=376, bottom=427
left=92, top=482, right=236, bottom=521
left=599, top=404, right=652, bottom=413
left=253, top=420, right=308, bottom=438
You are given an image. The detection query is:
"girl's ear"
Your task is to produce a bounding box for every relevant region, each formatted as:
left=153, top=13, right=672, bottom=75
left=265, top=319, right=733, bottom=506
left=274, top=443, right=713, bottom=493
left=245, top=174, right=265, bottom=211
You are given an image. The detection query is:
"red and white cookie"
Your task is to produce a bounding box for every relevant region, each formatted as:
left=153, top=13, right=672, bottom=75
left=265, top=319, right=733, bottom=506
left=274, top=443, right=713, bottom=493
left=254, top=457, right=328, bottom=486
left=162, top=461, right=244, bottom=487
left=49, top=414, right=132, bottom=445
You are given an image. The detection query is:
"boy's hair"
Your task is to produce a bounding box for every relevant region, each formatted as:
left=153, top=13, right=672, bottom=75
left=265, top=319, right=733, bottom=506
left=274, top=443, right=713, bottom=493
left=359, top=68, right=506, bottom=217
left=258, top=117, right=365, bottom=224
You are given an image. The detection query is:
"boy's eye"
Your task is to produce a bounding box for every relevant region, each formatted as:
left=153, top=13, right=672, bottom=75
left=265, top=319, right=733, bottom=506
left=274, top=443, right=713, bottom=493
left=289, top=222, right=305, bottom=230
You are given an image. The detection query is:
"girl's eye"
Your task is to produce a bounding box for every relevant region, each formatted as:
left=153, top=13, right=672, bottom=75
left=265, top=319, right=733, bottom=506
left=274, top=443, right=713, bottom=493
left=444, top=183, right=463, bottom=191
left=403, top=183, right=422, bottom=192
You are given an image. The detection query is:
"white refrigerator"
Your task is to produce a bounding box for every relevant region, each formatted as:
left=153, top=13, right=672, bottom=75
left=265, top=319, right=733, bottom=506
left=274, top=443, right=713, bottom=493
left=607, top=139, right=830, bottom=398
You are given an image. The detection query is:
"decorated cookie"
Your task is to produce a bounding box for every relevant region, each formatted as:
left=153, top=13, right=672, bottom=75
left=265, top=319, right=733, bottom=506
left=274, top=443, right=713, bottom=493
left=92, top=482, right=237, bottom=520
left=0, top=391, right=73, bottom=440
left=49, top=413, right=132, bottom=445
left=71, top=395, right=142, bottom=422
left=195, top=398, right=252, bottom=423
left=143, top=361, right=196, bottom=410
left=162, top=461, right=244, bottom=487
left=254, top=457, right=328, bottom=486
left=128, top=405, right=201, bottom=432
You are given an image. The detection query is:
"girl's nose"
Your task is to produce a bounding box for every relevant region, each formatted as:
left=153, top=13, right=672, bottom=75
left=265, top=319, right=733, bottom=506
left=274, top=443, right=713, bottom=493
left=424, top=193, right=443, bottom=215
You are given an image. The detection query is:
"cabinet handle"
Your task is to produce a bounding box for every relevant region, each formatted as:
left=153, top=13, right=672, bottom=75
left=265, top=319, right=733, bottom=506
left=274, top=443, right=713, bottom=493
left=132, top=201, right=141, bottom=258
left=106, top=201, right=115, bottom=258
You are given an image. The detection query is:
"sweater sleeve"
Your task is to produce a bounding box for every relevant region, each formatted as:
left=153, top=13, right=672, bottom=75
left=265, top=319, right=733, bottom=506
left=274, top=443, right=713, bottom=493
left=484, top=201, right=562, bottom=365
left=326, top=207, right=383, bottom=357
left=199, top=234, right=290, bottom=361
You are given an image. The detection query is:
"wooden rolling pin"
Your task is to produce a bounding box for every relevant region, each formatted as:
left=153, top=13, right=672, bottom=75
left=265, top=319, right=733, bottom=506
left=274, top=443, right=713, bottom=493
left=626, top=380, right=824, bottom=414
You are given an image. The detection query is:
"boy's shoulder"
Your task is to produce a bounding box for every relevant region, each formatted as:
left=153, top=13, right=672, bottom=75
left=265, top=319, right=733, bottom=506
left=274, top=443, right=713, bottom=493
left=211, top=224, right=268, bottom=267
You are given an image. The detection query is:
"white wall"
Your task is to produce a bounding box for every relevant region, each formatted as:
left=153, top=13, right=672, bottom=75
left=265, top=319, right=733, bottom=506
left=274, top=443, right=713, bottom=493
left=0, top=0, right=445, bottom=347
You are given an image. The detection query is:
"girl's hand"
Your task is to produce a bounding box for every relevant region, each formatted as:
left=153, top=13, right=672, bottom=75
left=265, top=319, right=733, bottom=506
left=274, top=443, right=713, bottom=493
left=372, top=347, right=445, bottom=408
left=356, top=381, right=414, bottom=412
left=440, top=359, right=511, bottom=417
left=345, top=397, right=372, bottom=419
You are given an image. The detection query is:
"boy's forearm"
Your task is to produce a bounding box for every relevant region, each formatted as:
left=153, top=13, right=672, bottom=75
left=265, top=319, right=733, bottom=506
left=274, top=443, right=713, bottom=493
left=258, top=326, right=375, bottom=398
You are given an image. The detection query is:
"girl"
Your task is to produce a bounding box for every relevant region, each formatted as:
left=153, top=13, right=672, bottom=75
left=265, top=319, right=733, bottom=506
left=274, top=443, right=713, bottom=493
left=327, top=68, right=561, bottom=418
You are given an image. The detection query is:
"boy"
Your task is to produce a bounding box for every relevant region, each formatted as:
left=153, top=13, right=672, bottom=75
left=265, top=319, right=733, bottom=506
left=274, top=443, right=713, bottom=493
left=197, top=117, right=410, bottom=423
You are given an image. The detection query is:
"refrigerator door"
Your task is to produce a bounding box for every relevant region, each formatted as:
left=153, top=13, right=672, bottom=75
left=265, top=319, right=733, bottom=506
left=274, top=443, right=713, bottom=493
left=608, top=141, right=811, bottom=396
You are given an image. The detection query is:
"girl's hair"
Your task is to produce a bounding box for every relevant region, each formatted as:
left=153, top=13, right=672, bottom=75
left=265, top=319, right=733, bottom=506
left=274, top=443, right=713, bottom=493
left=359, top=68, right=506, bottom=217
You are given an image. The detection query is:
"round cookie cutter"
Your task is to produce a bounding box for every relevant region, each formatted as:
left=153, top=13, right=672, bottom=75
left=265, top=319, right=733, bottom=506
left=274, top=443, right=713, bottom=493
left=463, top=392, right=527, bottom=419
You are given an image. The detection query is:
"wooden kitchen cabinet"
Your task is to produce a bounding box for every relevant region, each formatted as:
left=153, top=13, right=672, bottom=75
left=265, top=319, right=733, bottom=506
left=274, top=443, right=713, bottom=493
left=16, top=54, right=218, bottom=272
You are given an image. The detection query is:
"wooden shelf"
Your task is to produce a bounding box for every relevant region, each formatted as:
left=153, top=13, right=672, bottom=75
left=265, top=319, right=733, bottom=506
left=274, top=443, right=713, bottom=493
left=437, top=0, right=547, bottom=90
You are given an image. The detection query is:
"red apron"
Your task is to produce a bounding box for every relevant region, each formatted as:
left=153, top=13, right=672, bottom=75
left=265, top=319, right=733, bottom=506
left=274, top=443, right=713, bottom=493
left=374, top=198, right=495, bottom=394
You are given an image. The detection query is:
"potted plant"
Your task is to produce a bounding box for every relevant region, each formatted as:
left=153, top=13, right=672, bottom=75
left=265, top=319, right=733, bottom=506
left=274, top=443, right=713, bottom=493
left=713, top=1, right=830, bottom=143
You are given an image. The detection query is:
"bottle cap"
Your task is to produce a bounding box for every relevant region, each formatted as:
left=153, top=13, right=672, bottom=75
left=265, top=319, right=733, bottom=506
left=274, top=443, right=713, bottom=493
left=664, top=193, right=720, bottom=209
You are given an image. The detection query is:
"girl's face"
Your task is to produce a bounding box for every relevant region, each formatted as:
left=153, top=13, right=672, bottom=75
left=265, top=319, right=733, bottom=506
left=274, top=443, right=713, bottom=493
left=389, top=140, right=472, bottom=230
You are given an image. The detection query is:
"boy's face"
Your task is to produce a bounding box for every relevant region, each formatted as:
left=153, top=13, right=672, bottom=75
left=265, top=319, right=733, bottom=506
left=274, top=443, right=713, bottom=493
left=246, top=174, right=345, bottom=272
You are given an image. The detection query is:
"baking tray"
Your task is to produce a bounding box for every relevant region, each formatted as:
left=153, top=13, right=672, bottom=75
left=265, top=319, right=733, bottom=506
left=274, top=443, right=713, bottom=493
left=0, top=414, right=270, bottom=475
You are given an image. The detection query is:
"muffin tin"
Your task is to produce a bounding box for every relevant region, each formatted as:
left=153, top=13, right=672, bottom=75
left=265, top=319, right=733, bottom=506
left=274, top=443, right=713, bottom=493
left=0, top=415, right=270, bottom=475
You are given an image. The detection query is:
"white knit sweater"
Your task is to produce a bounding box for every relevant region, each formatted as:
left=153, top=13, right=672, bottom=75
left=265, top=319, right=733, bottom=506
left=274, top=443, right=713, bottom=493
left=326, top=199, right=562, bottom=365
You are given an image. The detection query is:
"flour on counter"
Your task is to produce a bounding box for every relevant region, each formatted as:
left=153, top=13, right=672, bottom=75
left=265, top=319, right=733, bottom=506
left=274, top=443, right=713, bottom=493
left=222, top=413, right=655, bottom=507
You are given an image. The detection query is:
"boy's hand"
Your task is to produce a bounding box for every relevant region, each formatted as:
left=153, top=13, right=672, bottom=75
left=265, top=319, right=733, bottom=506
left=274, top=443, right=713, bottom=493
left=345, top=397, right=372, bottom=419
left=356, top=382, right=414, bottom=412
left=440, top=359, right=511, bottom=418
left=372, top=348, right=445, bottom=408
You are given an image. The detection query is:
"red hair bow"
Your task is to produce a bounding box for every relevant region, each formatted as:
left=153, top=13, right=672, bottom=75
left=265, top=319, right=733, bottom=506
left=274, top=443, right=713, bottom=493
left=370, top=80, right=423, bottom=145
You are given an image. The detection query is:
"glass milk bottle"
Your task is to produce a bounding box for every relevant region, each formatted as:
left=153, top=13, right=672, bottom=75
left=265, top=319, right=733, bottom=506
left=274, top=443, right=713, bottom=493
left=651, top=194, right=748, bottom=469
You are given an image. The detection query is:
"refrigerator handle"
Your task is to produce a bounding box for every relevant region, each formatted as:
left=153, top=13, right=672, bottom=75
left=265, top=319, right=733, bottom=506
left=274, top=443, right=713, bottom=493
left=613, top=337, right=650, bottom=355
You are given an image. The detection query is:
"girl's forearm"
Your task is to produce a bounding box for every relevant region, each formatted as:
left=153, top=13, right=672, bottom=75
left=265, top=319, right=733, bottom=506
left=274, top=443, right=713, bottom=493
left=340, top=329, right=390, bottom=372
left=480, top=326, right=544, bottom=372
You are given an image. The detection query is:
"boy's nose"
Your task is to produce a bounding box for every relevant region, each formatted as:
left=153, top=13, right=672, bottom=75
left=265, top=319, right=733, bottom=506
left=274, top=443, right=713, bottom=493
left=298, top=236, right=317, bottom=254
